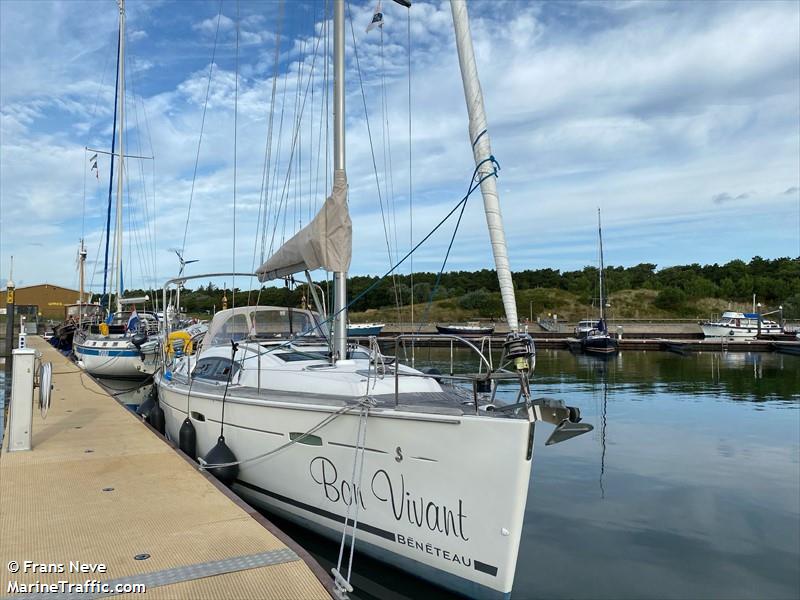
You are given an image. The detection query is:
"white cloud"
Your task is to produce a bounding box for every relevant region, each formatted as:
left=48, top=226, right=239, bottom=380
left=129, top=29, right=148, bottom=42
left=1, top=0, right=798, bottom=292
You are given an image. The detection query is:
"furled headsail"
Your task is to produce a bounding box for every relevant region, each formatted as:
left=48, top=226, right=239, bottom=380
left=256, top=169, right=351, bottom=282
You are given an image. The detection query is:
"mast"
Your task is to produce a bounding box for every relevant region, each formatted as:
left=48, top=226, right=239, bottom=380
left=450, top=0, right=518, bottom=332
left=332, top=0, right=347, bottom=360
left=597, top=208, right=605, bottom=322
left=114, top=0, right=126, bottom=315
left=102, top=31, right=121, bottom=312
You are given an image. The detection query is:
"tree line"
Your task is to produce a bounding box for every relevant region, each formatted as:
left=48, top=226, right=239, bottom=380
left=124, top=256, right=800, bottom=319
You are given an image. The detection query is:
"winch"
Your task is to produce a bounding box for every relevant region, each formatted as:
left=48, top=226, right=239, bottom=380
left=503, top=331, right=535, bottom=372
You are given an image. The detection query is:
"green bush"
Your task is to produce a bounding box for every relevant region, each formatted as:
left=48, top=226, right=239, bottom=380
left=654, top=287, right=687, bottom=310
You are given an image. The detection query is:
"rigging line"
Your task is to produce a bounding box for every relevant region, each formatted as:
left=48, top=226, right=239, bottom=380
left=308, top=0, right=318, bottom=227
left=382, top=27, right=400, bottom=271
left=310, top=0, right=330, bottom=223
left=84, top=39, right=114, bottom=146
left=266, top=68, right=294, bottom=259
left=252, top=8, right=284, bottom=304
left=262, top=67, right=290, bottom=261
left=415, top=171, right=473, bottom=333
left=294, top=30, right=307, bottom=233
left=233, top=0, right=239, bottom=309
left=285, top=33, right=308, bottom=245
left=346, top=0, right=401, bottom=311
left=199, top=399, right=369, bottom=470
left=407, top=7, right=414, bottom=335
left=88, top=213, right=107, bottom=297
left=325, top=0, right=331, bottom=320
left=82, top=149, right=87, bottom=242
left=312, top=5, right=327, bottom=213
left=255, top=0, right=284, bottom=278
left=103, top=29, right=122, bottom=308
left=325, top=0, right=331, bottom=214
left=254, top=161, right=501, bottom=357
left=127, top=74, right=156, bottom=295
left=286, top=31, right=313, bottom=240
left=380, top=24, right=404, bottom=325
left=80, top=23, right=115, bottom=263
left=128, top=65, right=158, bottom=298
left=266, top=28, right=325, bottom=259
left=182, top=0, right=224, bottom=257
left=133, top=59, right=159, bottom=301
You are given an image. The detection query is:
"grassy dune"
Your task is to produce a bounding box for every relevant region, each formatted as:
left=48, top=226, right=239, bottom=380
left=349, top=288, right=744, bottom=323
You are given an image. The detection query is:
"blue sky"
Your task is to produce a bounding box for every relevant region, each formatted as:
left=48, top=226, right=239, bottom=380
left=1, top=0, right=798, bottom=293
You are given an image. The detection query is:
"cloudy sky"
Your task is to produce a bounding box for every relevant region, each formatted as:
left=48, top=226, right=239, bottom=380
left=1, top=0, right=798, bottom=293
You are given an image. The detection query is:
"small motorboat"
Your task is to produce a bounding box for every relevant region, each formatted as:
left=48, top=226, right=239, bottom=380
left=436, top=322, right=495, bottom=335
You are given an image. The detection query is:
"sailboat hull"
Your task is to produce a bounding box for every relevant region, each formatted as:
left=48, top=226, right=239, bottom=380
left=582, top=335, right=619, bottom=355
left=74, top=339, right=159, bottom=379
left=156, top=376, right=533, bottom=599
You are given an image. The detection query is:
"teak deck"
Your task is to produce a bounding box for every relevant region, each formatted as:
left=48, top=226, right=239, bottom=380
left=1, top=337, right=331, bottom=599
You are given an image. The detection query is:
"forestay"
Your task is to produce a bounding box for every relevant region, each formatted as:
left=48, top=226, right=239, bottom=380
left=451, top=0, right=519, bottom=331
left=256, top=169, right=351, bottom=281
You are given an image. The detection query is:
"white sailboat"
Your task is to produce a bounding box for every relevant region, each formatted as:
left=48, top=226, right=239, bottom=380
left=73, top=0, right=160, bottom=380
left=155, top=2, right=591, bottom=598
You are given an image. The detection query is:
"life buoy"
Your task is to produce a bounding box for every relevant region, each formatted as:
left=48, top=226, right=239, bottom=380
left=167, top=331, right=193, bottom=357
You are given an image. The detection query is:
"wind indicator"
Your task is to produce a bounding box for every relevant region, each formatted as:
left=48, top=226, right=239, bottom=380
left=170, top=248, right=199, bottom=277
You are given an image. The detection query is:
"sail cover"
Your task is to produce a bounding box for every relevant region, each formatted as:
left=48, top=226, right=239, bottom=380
left=257, top=169, right=351, bottom=282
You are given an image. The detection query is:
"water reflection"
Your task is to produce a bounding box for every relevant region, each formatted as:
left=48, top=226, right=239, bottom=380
left=307, top=349, right=799, bottom=600
left=3, top=350, right=799, bottom=600
left=95, top=377, right=153, bottom=410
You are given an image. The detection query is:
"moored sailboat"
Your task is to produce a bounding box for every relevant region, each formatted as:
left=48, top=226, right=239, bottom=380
left=155, top=2, right=592, bottom=598
left=580, top=209, right=619, bottom=356
left=72, top=0, right=160, bottom=380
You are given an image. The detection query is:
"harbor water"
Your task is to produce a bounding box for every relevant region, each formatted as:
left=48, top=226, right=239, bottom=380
left=266, top=349, right=800, bottom=600
left=4, top=350, right=798, bottom=600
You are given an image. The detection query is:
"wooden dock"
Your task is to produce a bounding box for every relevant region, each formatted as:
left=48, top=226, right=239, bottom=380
left=361, top=334, right=782, bottom=353
left=1, top=337, right=332, bottom=599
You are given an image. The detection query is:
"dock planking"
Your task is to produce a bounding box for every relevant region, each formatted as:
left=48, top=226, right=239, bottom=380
left=1, top=336, right=332, bottom=600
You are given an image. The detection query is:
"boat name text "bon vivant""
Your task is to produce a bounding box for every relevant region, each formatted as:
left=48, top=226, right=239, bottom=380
left=309, top=456, right=469, bottom=541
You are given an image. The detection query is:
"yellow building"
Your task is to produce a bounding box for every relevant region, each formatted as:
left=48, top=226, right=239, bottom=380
left=1, top=284, right=90, bottom=320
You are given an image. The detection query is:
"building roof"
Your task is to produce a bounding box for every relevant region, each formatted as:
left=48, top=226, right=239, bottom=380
left=1, top=283, right=82, bottom=293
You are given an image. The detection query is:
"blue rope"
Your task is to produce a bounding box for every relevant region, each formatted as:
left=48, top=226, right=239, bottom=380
left=416, top=155, right=500, bottom=332
left=173, top=159, right=503, bottom=375
left=246, top=158, right=501, bottom=357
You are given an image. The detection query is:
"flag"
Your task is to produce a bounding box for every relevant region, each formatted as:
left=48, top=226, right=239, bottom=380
left=127, top=308, right=139, bottom=332
left=90, top=160, right=99, bottom=179
left=88, top=153, right=98, bottom=162
left=366, top=0, right=384, bottom=32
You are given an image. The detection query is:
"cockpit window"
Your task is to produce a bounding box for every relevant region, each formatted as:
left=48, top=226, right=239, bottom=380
left=251, top=309, right=326, bottom=338
left=210, top=314, right=249, bottom=345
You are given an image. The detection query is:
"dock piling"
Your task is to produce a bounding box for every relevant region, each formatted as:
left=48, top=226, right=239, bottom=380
left=6, top=347, right=36, bottom=452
